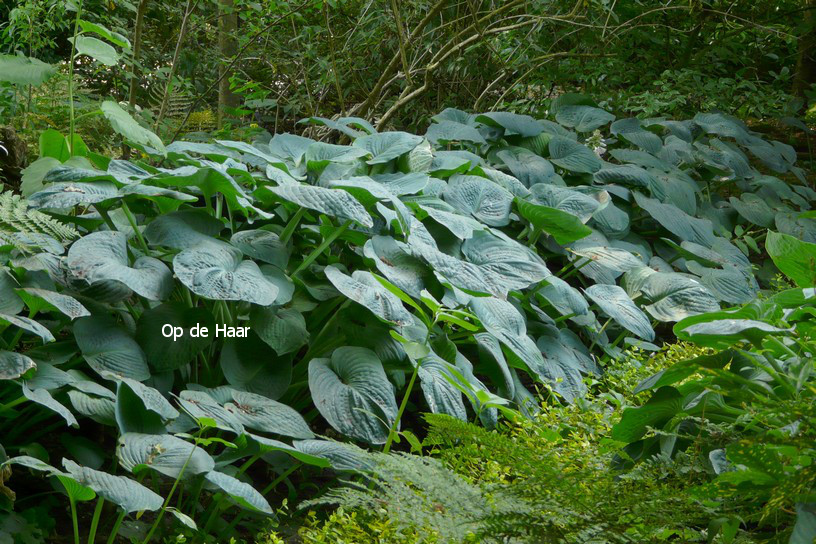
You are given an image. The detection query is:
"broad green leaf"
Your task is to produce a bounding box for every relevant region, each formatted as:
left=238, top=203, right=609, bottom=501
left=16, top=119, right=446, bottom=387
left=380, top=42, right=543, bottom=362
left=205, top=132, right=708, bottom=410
left=117, top=433, right=214, bottom=479
left=622, top=267, right=719, bottom=322
left=475, top=112, right=543, bottom=138
left=293, top=439, right=371, bottom=471
left=308, top=347, right=397, bottom=444
left=304, top=142, right=368, bottom=170
left=516, top=198, right=592, bottom=245
left=144, top=210, right=224, bottom=250
left=610, top=118, right=662, bottom=153
left=74, top=316, right=150, bottom=380
left=495, top=147, right=555, bottom=187
left=426, top=120, right=486, bottom=145
left=417, top=353, right=467, bottom=421
left=174, top=244, right=279, bottom=305
left=70, top=36, right=119, bottom=65
left=611, top=386, right=683, bottom=442
left=676, top=319, right=792, bottom=348
left=0, top=270, right=23, bottom=315
left=101, top=101, right=165, bottom=154
left=0, top=54, right=56, bottom=86
left=16, top=288, right=90, bottom=319
left=729, top=193, right=775, bottom=227
left=250, top=306, right=309, bottom=356
left=135, top=302, right=215, bottom=372
left=66, top=231, right=174, bottom=301
left=442, top=175, right=513, bottom=226
left=555, top=105, right=615, bottom=132
left=28, top=181, right=118, bottom=208
left=634, top=192, right=715, bottom=247
left=0, top=351, right=36, bottom=380
left=266, top=183, right=373, bottom=227
left=230, top=230, right=289, bottom=269
left=363, top=236, right=427, bottom=298
left=62, top=459, right=163, bottom=513
left=0, top=313, right=55, bottom=344
left=225, top=390, right=312, bottom=439
left=77, top=20, right=131, bottom=48
left=177, top=390, right=244, bottom=433
left=585, top=284, right=655, bottom=341
left=766, top=231, right=816, bottom=287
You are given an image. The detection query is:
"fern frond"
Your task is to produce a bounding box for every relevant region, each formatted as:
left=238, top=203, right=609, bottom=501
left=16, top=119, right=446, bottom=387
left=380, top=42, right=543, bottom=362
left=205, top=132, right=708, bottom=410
left=0, top=191, right=79, bottom=243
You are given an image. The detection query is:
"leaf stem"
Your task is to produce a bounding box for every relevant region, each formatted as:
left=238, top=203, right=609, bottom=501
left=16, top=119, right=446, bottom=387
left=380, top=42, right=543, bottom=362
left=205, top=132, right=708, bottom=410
left=121, top=202, right=150, bottom=254
left=87, top=497, right=105, bottom=544
left=279, top=207, right=306, bottom=245
left=383, top=361, right=419, bottom=454
left=292, top=220, right=351, bottom=276
left=105, top=510, right=126, bottom=544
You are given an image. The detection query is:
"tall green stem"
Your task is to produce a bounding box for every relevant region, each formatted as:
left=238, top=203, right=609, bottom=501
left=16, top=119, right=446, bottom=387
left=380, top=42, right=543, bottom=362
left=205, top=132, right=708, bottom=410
left=292, top=220, right=351, bottom=276
left=105, top=510, right=126, bottom=544
left=69, top=495, right=80, bottom=544
left=87, top=497, right=104, bottom=544
left=67, top=0, right=84, bottom=156
left=383, top=362, right=419, bottom=454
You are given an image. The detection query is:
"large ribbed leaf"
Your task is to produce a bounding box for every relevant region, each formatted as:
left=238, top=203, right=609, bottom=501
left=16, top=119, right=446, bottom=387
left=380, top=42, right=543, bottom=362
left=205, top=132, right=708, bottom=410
left=729, top=193, right=775, bottom=227
left=460, top=231, right=548, bottom=291
left=417, top=353, right=467, bottom=420
left=308, top=347, right=397, bottom=444
left=174, top=244, right=279, bottom=305
left=250, top=306, right=309, bottom=356
left=0, top=351, right=36, bottom=380
left=230, top=230, right=289, bottom=269
left=635, top=192, right=715, bottom=247
left=144, top=210, right=224, bottom=250
left=220, top=334, right=291, bottom=400
left=28, top=181, right=118, bottom=208
left=62, top=459, right=163, bottom=513
left=585, top=284, right=654, bottom=341
left=324, top=266, right=412, bottom=325
left=555, top=105, right=615, bottom=132
left=495, top=147, right=555, bottom=187
left=117, top=433, right=214, bottom=478
left=0, top=313, right=55, bottom=344
left=267, top=183, right=373, bottom=227
left=475, top=112, right=543, bottom=138
left=0, top=54, right=57, bottom=86
left=225, top=390, right=312, bottom=438
left=537, top=276, right=591, bottom=324
left=426, top=120, right=486, bottom=145
left=74, top=316, right=150, bottom=380
left=66, top=232, right=173, bottom=301
left=363, top=236, right=427, bottom=297
left=610, top=118, right=662, bottom=153
left=529, top=183, right=602, bottom=222
left=353, top=131, right=423, bottom=164
left=304, top=142, right=368, bottom=170
left=442, top=175, right=513, bottom=226
left=548, top=136, right=602, bottom=173
left=623, top=267, right=720, bottom=322
left=205, top=471, right=273, bottom=514
left=16, top=288, right=90, bottom=320
left=766, top=231, right=816, bottom=287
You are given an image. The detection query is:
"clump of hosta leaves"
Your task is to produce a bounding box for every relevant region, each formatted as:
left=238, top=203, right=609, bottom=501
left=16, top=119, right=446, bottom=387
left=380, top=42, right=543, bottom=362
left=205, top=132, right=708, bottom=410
left=0, top=97, right=813, bottom=540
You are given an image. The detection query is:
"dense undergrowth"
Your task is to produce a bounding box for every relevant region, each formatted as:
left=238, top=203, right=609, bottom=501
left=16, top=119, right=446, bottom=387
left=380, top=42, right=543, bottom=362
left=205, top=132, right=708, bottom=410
left=0, top=90, right=815, bottom=543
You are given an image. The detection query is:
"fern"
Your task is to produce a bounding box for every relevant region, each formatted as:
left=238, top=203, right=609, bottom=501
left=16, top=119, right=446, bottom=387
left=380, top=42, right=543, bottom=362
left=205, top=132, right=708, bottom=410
left=0, top=191, right=79, bottom=250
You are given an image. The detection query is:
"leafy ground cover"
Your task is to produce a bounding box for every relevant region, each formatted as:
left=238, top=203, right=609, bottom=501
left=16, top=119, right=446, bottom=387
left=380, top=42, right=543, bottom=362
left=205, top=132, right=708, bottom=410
left=0, top=92, right=815, bottom=543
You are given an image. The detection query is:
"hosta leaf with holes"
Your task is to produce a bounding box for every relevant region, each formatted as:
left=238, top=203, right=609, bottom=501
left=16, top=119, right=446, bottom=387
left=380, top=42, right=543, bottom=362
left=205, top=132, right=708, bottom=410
left=353, top=131, right=423, bottom=164
left=308, top=347, right=397, bottom=444
left=66, top=231, right=173, bottom=301
left=266, top=183, right=373, bottom=227
left=225, top=390, right=313, bottom=439
left=74, top=316, right=150, bottom=380
left=117, top=433, right=214, bottom=478
left=205, top=471, right=273, bottom=514
left=585, top=284, right=655, bottom=341
left=62, top=459, right=163, bottom=513
left=324, top=266, right=413, bottom=325
left=442, top=174, right=513, bottom=226
left=174, top=243, right=279, bottom=305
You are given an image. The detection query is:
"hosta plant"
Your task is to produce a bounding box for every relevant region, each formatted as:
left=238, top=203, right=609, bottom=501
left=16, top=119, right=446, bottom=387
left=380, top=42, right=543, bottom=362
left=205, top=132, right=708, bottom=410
left=0, top=96, right=813, bottom=539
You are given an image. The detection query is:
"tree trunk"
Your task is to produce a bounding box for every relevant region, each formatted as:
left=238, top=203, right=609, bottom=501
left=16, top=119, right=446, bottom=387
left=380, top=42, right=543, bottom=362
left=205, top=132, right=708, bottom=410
left=793, top=0, right=816, bottom=99
left=218, top=0, right=239, bottom=128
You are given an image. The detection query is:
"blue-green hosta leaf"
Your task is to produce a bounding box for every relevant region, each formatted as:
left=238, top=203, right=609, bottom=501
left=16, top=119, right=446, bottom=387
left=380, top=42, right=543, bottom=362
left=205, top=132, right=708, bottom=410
left=635, top=192, right=715, bottom=247
left=308, top=347, right=397, bottom=444
left=529, top=183, right=602, bottom=222
left=591, top=200, right=630, bottom=238
left=461, top=231, right=549, bottom=291
left=353, top=131, right=423, bottom=164
left=144, top=210, right=224, bottom=250
left=593, top=165, right=657, bottom=192
left=0, top=351, right=36, bottom=380
left=67, top=389, right=116, bottom=426
left=24, top=362, right=73, bottom=390
left=535, top=327, right=590, bottom=399
left=482, top=167, right=530, bottom=198
left=328, top=176, right=412, bottom=232
left=225, top=390, right=313, bottom=439
left=766, top=231, right=816, bottom=287
left=569, top=231, right=644, bottom=283
left=304, top=142, right=368, bottom=170
left=729, top=193, right=775, bottom=227
left=117, top=433, right=214, bottom=478
left=474, top=332, right=514, bottom=396
left=417, top=204, right=484, bottom=240
left=585, top=284, right=654, bottom=341
left=74, top=316, right=149, bottom=380
left=21, top=383, right=77, bottom=426
left=426, top=121, right=486, bottom=145
left=0, top=313, right=55, bottom=343
left=537, top=276, right=592, bottom=325
left=300, top=116, right=375, bottom=138
left=220, top=334, right=291, bottom=400
left=693, top=113, right=749, bottom=140
left=475, top=112, right=543, bottom=138
left=293, top=439, right=372, bottom=471
left=442, top=175, right=513, bottom=226
left=174, top=244, right=279, bottom=305
left=205, top=471, right=273, bottom=514
left=494, top=147, right=556, bottom=187
left=555, top=105, right=615, bottom=132
left=28, top=181, right=118, bottom=208
left=100, top=101, right=165, bottom=154
left=363, top=236, right=427, bottom=298
left=70, top=36, right=118, bottom=65
left=417, top=353, right=467, bottom=421
left=245, top=434, right=331, bottom=468
left=267, top=133, right=314, bottom=166
left=250, top=306, right=309, bottom=357
left=117, top=377, right=179, bottom=420
left=776, top=212, right=816, bottom=244
left=324, top=266, right=412, bottom=325
left=610, top=118, right=662, bottom=153
left=677, top=319, right=791, bottom=348
left=0, top=271, right=23, bottom=315
left=370, top=173, right=430, bottom=196
left=622, top=267, right=720, bottom=322
left=516, top=198, right=592, bottom=245
left=267, top=183, right=373, bottom=227
left=16, top=288, right=89, bottom=320
left=230, top=230, right=289, bottom=269
left=62, top=459, right=162, bottom=513
left=548, top=136, right=601, bottom=173
left=791, top=503, right=816, bottom=544
left=177, top=390, right=244, bottom=433
left=66, top=232, right=173, bottom=301
left=686, top=262, right=759, bottom=304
